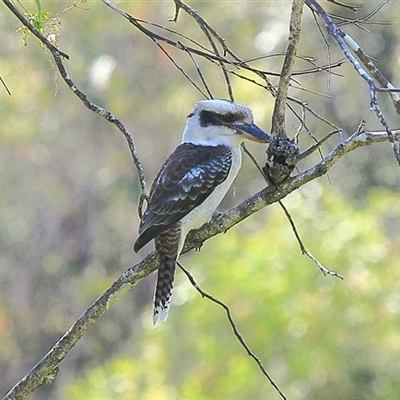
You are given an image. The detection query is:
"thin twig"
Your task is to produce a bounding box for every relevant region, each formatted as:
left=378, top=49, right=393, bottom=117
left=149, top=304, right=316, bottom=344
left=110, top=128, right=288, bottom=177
left=327, top=0, right=363, bottom=12
left=242, top=144, right=265, bottom=178
left=0, top=75, right=12, bottom=95
left=292, top=58, right=345, bottom=77
left=155, top=42, right=211, bottom=98
left=278, top=201, right=344, bottom=279
left=183, top=45, right=214, bottom=99
left=295, top=129, right=341, bottom=162
left=177, top=261, right=287, bottom=400
left=333, top=0, right=391, bottom=30
left=288, top=96, right=340, bottom=131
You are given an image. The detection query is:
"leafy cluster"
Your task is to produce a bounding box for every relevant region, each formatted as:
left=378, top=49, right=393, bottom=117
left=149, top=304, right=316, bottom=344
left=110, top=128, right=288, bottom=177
left=16, top=0, right=61, bottom=46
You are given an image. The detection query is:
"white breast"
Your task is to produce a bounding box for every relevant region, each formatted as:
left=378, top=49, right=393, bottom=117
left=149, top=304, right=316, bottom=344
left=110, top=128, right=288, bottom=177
left=178, top=146, right=242, bottom=254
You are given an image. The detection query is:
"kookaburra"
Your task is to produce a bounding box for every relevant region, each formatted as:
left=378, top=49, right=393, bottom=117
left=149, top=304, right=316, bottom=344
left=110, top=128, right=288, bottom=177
left=134, top=99, right=270, bottom=323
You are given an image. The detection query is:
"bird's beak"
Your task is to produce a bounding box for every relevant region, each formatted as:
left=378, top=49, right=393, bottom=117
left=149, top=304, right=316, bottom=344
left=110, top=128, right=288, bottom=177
left=231, top=122, right=271, bottom=143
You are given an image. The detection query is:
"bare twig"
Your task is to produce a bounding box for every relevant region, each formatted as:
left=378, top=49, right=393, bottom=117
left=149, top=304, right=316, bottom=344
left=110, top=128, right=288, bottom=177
left=292, top=58, right=345, bottom=77
left=0, top=75, right=12, bottom=95
left=242, top=144, right=266, bottom=178
left=183, top=45, right=214, bottom=99
left=177, top=261, right=287, bottom=400
left=288, top=96, right=340, bottom=131
left=295, top=129, right=341, bottom=162
left=62, top=0, right=89, bottom=13
left=327, top=0, right=363, bottom=12
left=278, top=201, right=343, bottom=279
left=244, top=127, right=338, bottom=279
left=343, top=33, right=400, bottom=113
left=332, top=0, right=391, bottom=31
left=102, top=0, right=233, bottom=68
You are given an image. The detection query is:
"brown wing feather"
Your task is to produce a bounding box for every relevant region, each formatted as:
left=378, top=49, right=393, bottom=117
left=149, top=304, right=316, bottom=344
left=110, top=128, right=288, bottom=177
left=133, top=143, right=232, bottom=252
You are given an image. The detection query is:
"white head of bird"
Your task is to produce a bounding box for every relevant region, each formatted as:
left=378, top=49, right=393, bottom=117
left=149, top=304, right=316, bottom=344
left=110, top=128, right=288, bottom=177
left=182, top=99, right=270, bottom=147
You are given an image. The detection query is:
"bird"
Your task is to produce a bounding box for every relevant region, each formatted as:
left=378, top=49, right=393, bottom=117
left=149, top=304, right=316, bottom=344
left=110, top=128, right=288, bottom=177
left=134, top=99, right=270, bottom=323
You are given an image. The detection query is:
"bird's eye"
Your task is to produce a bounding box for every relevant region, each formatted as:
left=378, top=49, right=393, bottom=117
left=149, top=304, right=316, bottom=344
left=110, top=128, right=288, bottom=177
left=223, top=113, right=236, bottom=123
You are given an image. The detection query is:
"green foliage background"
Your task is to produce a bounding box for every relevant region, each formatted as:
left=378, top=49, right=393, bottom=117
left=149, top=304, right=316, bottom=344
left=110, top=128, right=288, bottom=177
left=1, top=1, right=400, bottom=399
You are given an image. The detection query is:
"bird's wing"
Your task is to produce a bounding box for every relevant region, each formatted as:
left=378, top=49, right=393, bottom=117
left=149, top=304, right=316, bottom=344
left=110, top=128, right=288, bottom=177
left=134, top=143, right=232, bottom=252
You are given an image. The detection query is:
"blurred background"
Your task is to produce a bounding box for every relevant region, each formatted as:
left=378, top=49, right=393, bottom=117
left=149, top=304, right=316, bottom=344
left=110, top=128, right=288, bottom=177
left=1, top=1, right=400, bottom=399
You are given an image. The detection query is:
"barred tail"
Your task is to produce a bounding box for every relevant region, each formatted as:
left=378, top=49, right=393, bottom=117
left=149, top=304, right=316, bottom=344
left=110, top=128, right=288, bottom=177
left=153, top=223, right=182, bottom=324
left=153, top=253, right=176, bottom=323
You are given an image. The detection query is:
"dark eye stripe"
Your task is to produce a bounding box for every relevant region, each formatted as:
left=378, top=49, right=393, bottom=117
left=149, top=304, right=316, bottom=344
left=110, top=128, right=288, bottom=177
left=198, top=110, right=242, bottom=127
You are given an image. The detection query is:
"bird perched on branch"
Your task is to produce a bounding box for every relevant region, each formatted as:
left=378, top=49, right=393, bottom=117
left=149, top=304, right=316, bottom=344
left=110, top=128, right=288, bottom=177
left=134, top=99, right=270, bottom=323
